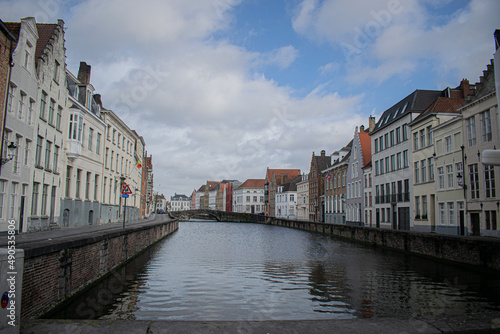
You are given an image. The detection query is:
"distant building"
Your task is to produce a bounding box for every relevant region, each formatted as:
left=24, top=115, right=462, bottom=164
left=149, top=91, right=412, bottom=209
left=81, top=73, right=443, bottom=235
left=233, top=179, right=266, bottom=213
left=309, top=151, right=331, bottom=222
left=323, top=145, right=351, bottom=224
left=154, top=194, right=166, bottom=212
left=275, top=176, right=301, bottom=219
left=264, top=168, right=300, bottom=217
left=170, top=193, right=191, bottom=211
left=296, top=173, right=309, bottom=221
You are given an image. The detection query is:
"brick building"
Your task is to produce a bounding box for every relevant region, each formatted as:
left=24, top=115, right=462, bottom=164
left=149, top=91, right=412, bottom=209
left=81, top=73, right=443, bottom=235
left=309, top=150, right=331, bottom=222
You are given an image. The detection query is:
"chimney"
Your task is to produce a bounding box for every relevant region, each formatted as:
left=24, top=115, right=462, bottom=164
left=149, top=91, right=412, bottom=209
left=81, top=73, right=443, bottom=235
left=321, top=150, right=326, bottom=157
left=94, top=94, right=103, bottom=107
left=369, top=116, right=376, bottom=132
left=360, top=125, right=365, bottom=132
left=78, top=61, right=91, bottom=84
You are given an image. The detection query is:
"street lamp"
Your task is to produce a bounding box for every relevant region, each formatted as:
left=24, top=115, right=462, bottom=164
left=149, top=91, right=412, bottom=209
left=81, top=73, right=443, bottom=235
left=1, top=142, right=17, bottom=165
left=120, top=175, right=126, bottom=228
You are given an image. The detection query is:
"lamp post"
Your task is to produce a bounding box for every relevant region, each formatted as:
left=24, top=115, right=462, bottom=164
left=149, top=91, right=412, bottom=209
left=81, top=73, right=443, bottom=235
left=120, top=175, right=126, bottom=228
left=1, top=142, right=17, bottom=165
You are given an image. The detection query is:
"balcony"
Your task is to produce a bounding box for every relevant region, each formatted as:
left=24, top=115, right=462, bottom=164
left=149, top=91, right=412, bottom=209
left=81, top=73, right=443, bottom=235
left=66, top=139, right=82, bottom=160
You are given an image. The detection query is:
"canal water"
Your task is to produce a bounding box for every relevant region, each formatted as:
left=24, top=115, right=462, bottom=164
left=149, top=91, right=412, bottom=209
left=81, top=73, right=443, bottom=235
left=50, top=221, right=500, bottom=321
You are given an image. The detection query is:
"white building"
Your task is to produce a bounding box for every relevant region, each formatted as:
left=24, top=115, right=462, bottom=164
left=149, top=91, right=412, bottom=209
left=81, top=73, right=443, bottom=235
left=170, top=193, right=191, bottom=211
left=370, top=89, right=443, bottom=230
left=101, top=108, right=143, bottom=223
left=363, top=164, right=373, bottom=227
left=233, top=179, right=265, bottom=213
left=296, top=173, right=309, bottom=221
left=1, top=17, right=39, bottom=233
left=60, top=63, right=106, bottom=227
left=275, top=176, right=301, bottom=219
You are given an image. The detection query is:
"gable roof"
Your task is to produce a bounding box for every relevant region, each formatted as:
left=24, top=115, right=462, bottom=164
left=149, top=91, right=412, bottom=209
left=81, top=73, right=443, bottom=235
left=35, top=23, right=58, bottom=61
left=238, top=179, right=266, bottom=189
left=265, top=168, right=301, bottom=183
left=358, top=132, right=372, bottom=167
left=370, top=89, right=443, bottom=135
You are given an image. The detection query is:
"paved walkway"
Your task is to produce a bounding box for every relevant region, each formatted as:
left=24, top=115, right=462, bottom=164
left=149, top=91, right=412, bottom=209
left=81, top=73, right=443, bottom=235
left=0, top=214, right=174, bottom=249
left=19, top=316, right=500, bottom=333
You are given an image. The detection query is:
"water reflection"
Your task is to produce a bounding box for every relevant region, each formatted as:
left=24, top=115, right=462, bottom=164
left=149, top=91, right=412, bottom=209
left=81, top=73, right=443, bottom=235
left=49, top=221, right=500, bottom=321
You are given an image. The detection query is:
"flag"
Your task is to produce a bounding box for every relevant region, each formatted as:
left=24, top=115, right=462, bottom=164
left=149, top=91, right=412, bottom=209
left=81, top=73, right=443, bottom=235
left=136, top=160, right=142, bottom=169
left=326, top=172, right=331, bottom=181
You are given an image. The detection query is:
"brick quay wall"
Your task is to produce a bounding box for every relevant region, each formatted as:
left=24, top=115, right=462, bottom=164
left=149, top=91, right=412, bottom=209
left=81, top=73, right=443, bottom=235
left=19, top=216, right=178, bottom=318
left=267, top=218, right=500, bottom=272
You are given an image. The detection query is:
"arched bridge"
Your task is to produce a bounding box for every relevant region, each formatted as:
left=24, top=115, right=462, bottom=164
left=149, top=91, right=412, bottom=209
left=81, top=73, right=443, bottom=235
left=170, top=209, right=268, bottom=223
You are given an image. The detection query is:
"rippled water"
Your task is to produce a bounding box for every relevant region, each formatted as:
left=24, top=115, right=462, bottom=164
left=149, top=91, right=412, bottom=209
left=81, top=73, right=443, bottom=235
left=50, top=221, right=500, bottom=321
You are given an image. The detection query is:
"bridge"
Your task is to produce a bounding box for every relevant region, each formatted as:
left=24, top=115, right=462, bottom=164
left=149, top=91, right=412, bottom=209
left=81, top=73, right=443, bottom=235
left=170, top=209, right=268, bottom=223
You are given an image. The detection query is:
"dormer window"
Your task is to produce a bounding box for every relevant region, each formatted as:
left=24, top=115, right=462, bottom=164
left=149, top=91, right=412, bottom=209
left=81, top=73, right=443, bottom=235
left=87, top=90, right=92, bottom=109
left=73, top=86, right=78, bottom=99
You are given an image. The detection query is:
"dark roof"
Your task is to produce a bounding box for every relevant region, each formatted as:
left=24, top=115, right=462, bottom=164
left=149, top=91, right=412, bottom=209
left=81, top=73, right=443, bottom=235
left=370, top=90, right=443, bottom=135
left=2, top=21, right=18, bottom=41
left=35, top=23, right=57, bottom=61
left=171, top=194, right=190, bottom=201
left=279, top=175, right=302, bottom=192
left=313, top=153, right=331, bottom=172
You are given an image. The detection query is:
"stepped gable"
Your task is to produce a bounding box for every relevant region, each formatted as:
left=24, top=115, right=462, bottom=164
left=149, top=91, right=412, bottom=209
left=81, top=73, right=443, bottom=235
left=35, top=23, right=58, bottom=60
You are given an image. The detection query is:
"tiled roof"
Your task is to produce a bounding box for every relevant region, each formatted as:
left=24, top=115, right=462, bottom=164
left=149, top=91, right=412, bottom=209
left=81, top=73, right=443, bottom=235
left=3, top=22, right=20, bottom=40
left=238, top=179, right=266, bottom=188
left=358, top=132, right=371, bottom=167
left=265, top=169, right=300, bottom=184
left=370, top=89, right=443, bottom=135
left=35, top=23, right=58, bottom=61
left=411, top=97, right=464, bottom=124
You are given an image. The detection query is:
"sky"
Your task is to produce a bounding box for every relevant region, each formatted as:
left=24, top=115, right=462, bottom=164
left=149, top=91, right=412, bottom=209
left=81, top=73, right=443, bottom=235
left=2, top=0, right=499, bottom=200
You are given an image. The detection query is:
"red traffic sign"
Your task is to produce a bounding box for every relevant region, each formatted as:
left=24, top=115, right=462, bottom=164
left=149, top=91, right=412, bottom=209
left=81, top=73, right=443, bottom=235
left=122, top=184, right=133, bottom=195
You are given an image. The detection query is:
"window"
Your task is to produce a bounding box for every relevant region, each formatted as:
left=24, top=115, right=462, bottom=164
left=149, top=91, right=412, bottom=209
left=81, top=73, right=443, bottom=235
left=448, top=202, right=455, bottom=226
left=415, top=162, right=420, bottom=183
left=44, top=141, right=52, bottom=170
left=24, top=139, right=30, bottom=165
left=397, top=152, right=402, bottom=169
left=480, top=110, right=492, bottom=142
left=375, top=160, right=379, bottom=176
left=0, top=180, right=5, bottom=218
left=68, top=113, right=83, bottom=141
left=110, top=151, right=114, bottom=170
left=420, top=129, right=425, bottom=148
left=113, top=129, right=116, bottom=144
left=391, top=155, right=395, bottom=172
left=421, top=159, right=427, bottom=183
left=28, top=99, right=34, bottom=125
left=53, top=146, right=59, bottom=173
left=375, top=138, right=379, bottom=153
left=402, top=123, right=408, bottom=141
left=403, top=150, right=408, bottom=168
left=469, top=164, right=479, bottom=199
left=439, top=203, right=445, bottom=225
left=35, top=136, right=43, bottom=167
left=18, top=91, right=25, bottom=120
left=56, top=106, right=62, bottom=130
left=41, top=184, right=48, bottom=216
left=88, top=128, right=93, bottom=151
left=379, top=136, right=384, bottom=151
left=422, top=196, right=427, bottom=218
left=426, top=126, right=432, bottom=147
left=415, top=196, right=420, bottom=217
left=446, top=165, right=453, bottom=188
left=390, top=130, right=395, bottom=146
left=8, top=183, right=17, bottom=219
left=48, top=99, right=55, bottom=125
left=466, top=117, right=476, bottom=146
left=54, top=60, right=60, bottom=83
left=65, top=167, right=71, bottom=198
left=32, top=182, right=39, bottom=215
left=7, top=85, right=14, bottom=113
left=396, top=127, right=401, bottom=144
left=96, top=133, right=101, bottom=155
left=438, top=167, right=445, bottom=189
left=444, top=136, right=452, bottom=153
left=253, top=196, right=257, bottom=202
left=485, top=165, right=496, bottom=198
left=76, top=169, right=82, bottom=199
left=86, top=172, right=91, bottom=200
left=384, top=133, right=389, bottom=149
left=40, top=91, right=47, bottom=120
left=428, top=157, right=435, bottom=181
left=485, top=211, right=497, bottom=230
left=380, top=159, right=384, bottom=175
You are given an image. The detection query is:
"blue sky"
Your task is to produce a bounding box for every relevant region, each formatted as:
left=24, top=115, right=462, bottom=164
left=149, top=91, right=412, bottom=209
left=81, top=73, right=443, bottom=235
left=2, top=0, right=499, bottom=199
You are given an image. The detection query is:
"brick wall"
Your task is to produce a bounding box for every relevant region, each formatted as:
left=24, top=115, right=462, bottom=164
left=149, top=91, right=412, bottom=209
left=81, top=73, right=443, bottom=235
left=21, top=218, right=178, bottom=318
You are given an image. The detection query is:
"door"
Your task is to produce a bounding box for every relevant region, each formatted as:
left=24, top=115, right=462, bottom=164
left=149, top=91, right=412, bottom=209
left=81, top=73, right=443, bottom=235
left=470, top=213, right=480, bottom=236
left=392, top=205, right=398, bottom=230
left=398, top=207, right=410, bottom=231
left=89, top=210, right=94, bottom=225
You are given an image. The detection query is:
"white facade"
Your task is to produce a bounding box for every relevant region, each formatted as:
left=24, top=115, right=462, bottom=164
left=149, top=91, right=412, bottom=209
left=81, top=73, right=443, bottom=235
left=275, top=185, right=297, bottom=219
left=296, top=173, right=309, bottom=221
left=233, top=180, right=265, bottom=213
left=170, top=194, right=191, bottom=211
left=363, top=166, right=373, bottom=227
left=1, top=18, right=39, bottom=233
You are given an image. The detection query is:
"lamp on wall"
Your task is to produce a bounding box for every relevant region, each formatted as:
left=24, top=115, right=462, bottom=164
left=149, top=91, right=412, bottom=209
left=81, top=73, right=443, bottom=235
left=1, top=142, right=17, bottom=165
left=456, top=171, right=464, bottom=188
